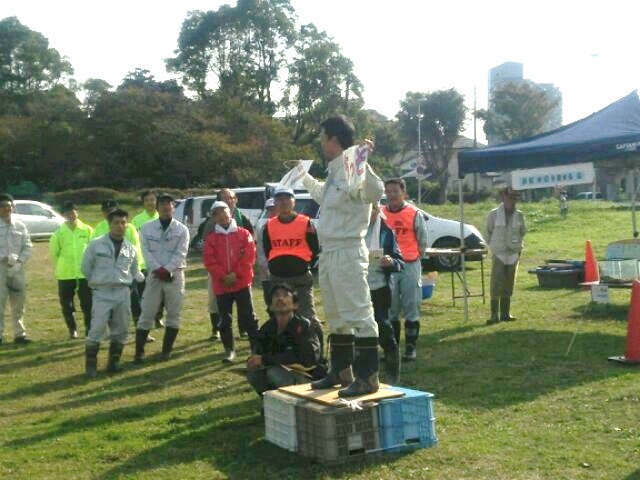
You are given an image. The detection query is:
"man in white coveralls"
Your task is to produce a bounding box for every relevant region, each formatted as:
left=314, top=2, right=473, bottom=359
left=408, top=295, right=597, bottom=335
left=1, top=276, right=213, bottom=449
left=301, top=115, right=384, bottom=398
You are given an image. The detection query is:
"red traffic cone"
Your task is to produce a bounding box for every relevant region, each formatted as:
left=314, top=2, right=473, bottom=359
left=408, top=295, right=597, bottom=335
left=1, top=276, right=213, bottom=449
left=609, top=280, right=640, bottom=364
left=584, top=240, right=599, bottom=284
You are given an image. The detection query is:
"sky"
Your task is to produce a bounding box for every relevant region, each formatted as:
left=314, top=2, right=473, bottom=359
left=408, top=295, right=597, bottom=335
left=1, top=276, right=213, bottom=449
left=3, top=0, right=640, bottom=144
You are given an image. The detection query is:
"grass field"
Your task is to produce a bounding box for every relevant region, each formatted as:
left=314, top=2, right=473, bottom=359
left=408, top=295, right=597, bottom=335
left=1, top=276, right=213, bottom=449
left=1, top=199, right=639, bottom=479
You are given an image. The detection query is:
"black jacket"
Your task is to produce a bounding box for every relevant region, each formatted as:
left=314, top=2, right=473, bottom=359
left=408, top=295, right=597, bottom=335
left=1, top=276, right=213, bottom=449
left=255, top=313, right=324, bottom=378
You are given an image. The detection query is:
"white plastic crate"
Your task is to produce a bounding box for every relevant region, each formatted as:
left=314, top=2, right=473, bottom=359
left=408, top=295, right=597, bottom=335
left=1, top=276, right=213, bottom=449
left=263, top=390, right=306, bottom=452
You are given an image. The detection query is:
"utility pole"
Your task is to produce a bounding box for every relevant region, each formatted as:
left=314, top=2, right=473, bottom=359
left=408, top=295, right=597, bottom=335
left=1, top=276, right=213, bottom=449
left=417, top=101, right=424, bottom=204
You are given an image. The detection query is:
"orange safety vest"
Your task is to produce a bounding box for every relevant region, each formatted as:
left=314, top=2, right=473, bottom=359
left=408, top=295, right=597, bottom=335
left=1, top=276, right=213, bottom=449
left=382, top=204, right=420, bottom=262
left=267, top=214, right=313, bottom=262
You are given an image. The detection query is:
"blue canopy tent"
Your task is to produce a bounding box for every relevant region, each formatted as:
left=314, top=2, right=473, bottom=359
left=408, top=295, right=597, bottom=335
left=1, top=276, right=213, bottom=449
left=453, top=91, right=640, bottom=320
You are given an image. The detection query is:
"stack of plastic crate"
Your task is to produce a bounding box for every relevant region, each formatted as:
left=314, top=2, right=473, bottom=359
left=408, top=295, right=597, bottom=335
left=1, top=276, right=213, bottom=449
left=377, top=386, right=437, bottom=452
left=263, top=390, right=307, bottom=452
left=295, top=401, right=380, bottom=463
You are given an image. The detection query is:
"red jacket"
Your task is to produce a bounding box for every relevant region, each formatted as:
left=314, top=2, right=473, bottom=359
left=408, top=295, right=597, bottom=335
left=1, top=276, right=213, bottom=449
left=203, top=226, right=256, bottom=295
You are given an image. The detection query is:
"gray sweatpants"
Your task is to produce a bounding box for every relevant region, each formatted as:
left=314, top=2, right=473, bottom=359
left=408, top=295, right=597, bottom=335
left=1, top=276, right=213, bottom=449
left=138, top=270, right=185, bottom=330
left=0, top=263, right=27, bottom=340
left=389, top=259, right=422, bottom=324
left=86, top=286, right=130, bottom=345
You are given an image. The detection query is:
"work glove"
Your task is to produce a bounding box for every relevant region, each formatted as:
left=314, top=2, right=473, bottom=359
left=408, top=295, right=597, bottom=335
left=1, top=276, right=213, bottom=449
left=153, top=267, right=172, bottom=282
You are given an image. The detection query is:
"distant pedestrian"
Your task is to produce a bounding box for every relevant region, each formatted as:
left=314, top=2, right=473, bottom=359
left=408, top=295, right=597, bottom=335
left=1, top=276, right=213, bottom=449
left=0, top=193, right=32, bottom=345
left=559, top=190, right=568, bottom=219
left=134, top=193, right=190, bottom=362
left=49, top=201, right=93, bottom=338
left=203, top=201, right=258, bottom=363
left=82, top=208, right=144, bottom=377
left=486, top=186, right=526, bottom=324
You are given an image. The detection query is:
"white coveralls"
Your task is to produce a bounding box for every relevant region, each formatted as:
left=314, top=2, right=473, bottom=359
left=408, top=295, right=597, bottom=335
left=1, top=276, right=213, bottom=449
left=81, top=235, right=143, bottom=345
left=303, top=156, right=383, bottom=337
left=0, top=218, right=32, bottom=340
left=137, top=219, right=190, bottom=330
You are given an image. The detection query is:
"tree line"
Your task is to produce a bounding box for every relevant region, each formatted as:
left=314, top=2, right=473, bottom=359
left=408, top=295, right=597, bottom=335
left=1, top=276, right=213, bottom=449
left=0, top=1, right=558, bottom=201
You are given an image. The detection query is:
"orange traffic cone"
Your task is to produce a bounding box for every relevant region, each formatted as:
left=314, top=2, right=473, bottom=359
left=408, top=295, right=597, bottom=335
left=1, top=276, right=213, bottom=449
left=609, top=280, right=640, bottom=364
left=584, top=240, right=599, bottom=284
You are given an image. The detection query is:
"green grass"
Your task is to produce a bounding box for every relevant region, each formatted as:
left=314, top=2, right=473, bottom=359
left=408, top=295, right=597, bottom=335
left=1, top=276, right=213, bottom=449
left=1, top=200, right=640, bottom=479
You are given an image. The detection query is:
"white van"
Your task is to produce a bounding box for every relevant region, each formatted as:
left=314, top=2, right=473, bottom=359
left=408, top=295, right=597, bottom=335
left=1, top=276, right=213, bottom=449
left=174, top=187, right=265, bottom=248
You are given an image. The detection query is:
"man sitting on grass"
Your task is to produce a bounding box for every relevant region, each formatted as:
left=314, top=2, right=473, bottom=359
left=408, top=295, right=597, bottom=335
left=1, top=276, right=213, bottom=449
left=246, top=284, right=324, bottom=396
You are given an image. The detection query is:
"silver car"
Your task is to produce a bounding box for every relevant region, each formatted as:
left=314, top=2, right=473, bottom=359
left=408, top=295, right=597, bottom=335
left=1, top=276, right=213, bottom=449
left=13, top=200, right=65, bottom=239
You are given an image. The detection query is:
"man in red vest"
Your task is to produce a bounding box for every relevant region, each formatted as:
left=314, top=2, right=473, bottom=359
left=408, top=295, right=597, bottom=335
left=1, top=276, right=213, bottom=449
left=262, top=187, right=322, bottom=351
left=382, top=178, right=428, bottom=361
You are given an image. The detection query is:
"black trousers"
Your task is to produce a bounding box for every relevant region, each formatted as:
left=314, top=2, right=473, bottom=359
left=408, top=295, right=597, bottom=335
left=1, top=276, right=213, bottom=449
left=58, top=279, right=92, bottom=333
left=370, top=286, right=398, bottom=353
left=216, top=287, right=258, bottom=351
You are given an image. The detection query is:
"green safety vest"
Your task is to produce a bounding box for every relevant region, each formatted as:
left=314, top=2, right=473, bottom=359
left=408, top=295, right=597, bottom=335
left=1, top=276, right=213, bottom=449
left=49, top=220, right=94, bottom=280
left=132, top=210, right=159, bottom=230
left=92, top=219, right=145, bottom=270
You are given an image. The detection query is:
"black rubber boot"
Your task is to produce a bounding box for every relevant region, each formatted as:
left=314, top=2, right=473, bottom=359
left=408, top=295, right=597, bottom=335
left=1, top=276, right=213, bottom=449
left=85, top=343, right=100, bottom=378
left=106, top=341, right=124, bottom=373
left=338, top=337, right=380, bottom=398
left=403, top=321, right=420, bottom=361
left=384, top=345, right=401, bottom=385
left=134, top=329, right=149, bottom=364
left=391, top=320, right=401, bottom=346
left=311, top=334, right=355, bottom=389
left=487, top=298, right=500, bottom=325
left=500, top=297, right=516, bottom=321
left=209, top=313, right=220, bottom=341
left=161, top=327, right=179, bottom=361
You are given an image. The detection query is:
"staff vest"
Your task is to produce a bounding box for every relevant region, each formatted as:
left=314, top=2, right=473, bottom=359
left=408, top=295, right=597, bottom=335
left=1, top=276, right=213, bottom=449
left=382, top=204, right=420, bottom=262
left=267, top=214, right=313, bottom=262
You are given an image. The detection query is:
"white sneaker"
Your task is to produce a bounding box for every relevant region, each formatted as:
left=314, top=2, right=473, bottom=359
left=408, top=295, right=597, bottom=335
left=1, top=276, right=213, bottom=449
left=223, top=350, right=236, bottom=364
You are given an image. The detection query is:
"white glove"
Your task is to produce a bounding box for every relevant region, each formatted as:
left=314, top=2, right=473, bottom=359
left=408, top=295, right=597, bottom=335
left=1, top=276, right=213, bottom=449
left=134, top=271, right=145, bottom=283
left=7, top=262, right=22, bottom=277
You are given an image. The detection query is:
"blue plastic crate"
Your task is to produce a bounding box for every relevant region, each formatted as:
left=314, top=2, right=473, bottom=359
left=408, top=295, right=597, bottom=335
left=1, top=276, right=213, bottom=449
left=378, top=386, right=437, bottom=450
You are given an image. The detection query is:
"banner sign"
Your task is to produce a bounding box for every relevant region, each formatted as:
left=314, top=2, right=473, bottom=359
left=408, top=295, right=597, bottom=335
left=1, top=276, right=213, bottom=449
left=277, top=160, right=313, bottom=190
left=511, top=162, right=595, bottom=190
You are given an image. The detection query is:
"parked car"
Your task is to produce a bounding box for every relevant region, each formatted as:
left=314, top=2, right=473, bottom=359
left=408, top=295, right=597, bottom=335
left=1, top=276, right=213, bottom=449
left=13, top=200, right=65, bottom=239
left=255, top=193, right=485, bottom=272
left=175, top=187, right=266, bottom=249
left=575, top=191, right=602, bottom=200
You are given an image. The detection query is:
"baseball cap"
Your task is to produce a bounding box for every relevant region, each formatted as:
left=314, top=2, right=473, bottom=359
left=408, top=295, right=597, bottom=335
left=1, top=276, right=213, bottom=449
left=210, top=200, right=229, bottom=212
left=273, top=187, right=295, bottom=198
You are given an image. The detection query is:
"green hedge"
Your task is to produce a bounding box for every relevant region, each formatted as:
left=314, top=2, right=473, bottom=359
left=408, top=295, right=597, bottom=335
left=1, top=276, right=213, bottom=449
left=44, top=187, right=219, bottom=207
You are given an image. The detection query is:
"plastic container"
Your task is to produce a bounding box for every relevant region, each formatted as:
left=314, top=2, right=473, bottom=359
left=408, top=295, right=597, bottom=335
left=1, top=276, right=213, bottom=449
left=295, top=401, right=380, bottom=463
left=377, top=386, right=437, bottom=451
left=530, top=267, right=583, bottom=288
left=263, top=390, right=307, bottom=452
left=421, top=274, right=437, bottom=300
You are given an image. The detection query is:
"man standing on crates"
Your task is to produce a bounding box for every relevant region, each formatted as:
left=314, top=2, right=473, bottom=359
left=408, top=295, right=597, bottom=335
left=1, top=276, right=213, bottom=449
left=382, top=178, right=428, bottom=361
left=486, top=186, right=526, bottom=324
left=300, top=115, right=384, bottom=398
left=134, top=193, right=190, bottom=362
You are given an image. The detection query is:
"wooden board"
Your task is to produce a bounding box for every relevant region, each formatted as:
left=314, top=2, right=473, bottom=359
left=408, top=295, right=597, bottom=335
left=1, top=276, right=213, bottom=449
left=279, top=383, right=404, bottom=406
left=424, top=248, right=487, bottom=257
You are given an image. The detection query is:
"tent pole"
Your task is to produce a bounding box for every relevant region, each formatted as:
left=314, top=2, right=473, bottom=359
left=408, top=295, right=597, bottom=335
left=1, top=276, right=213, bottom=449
left=458, top=178, right=469, bottom=322
left=632, top=169, right=638, bottom=238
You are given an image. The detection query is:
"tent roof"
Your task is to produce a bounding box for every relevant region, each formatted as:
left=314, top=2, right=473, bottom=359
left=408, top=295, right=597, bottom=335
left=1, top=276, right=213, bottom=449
left=458, top=91, right=640, bottom=176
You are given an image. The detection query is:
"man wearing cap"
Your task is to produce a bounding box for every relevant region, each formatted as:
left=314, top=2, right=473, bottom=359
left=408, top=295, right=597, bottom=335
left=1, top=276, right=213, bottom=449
left=263, top=187, right=322, bottom=343
left=49, top=201, right=94, bottom=338
left=203, top=200, right=258, bottom=363
left=92, top=199, right=150, bottom=334
left=246, top=283, right=324, bottom=396
left=134, top=193, right=190, bottom=362
left=255, top=197, right=277, bottom=307
left=0, top=193, right=32, bottom=345
left=382, top=178, right=428, bottom=361
left=82, top=208, right=144, bottom=377
left=218, top=188, right=254, bottom=234
left=302, top=115, right=384, bottom=397
left=486, top=187, right=526, bottom=324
